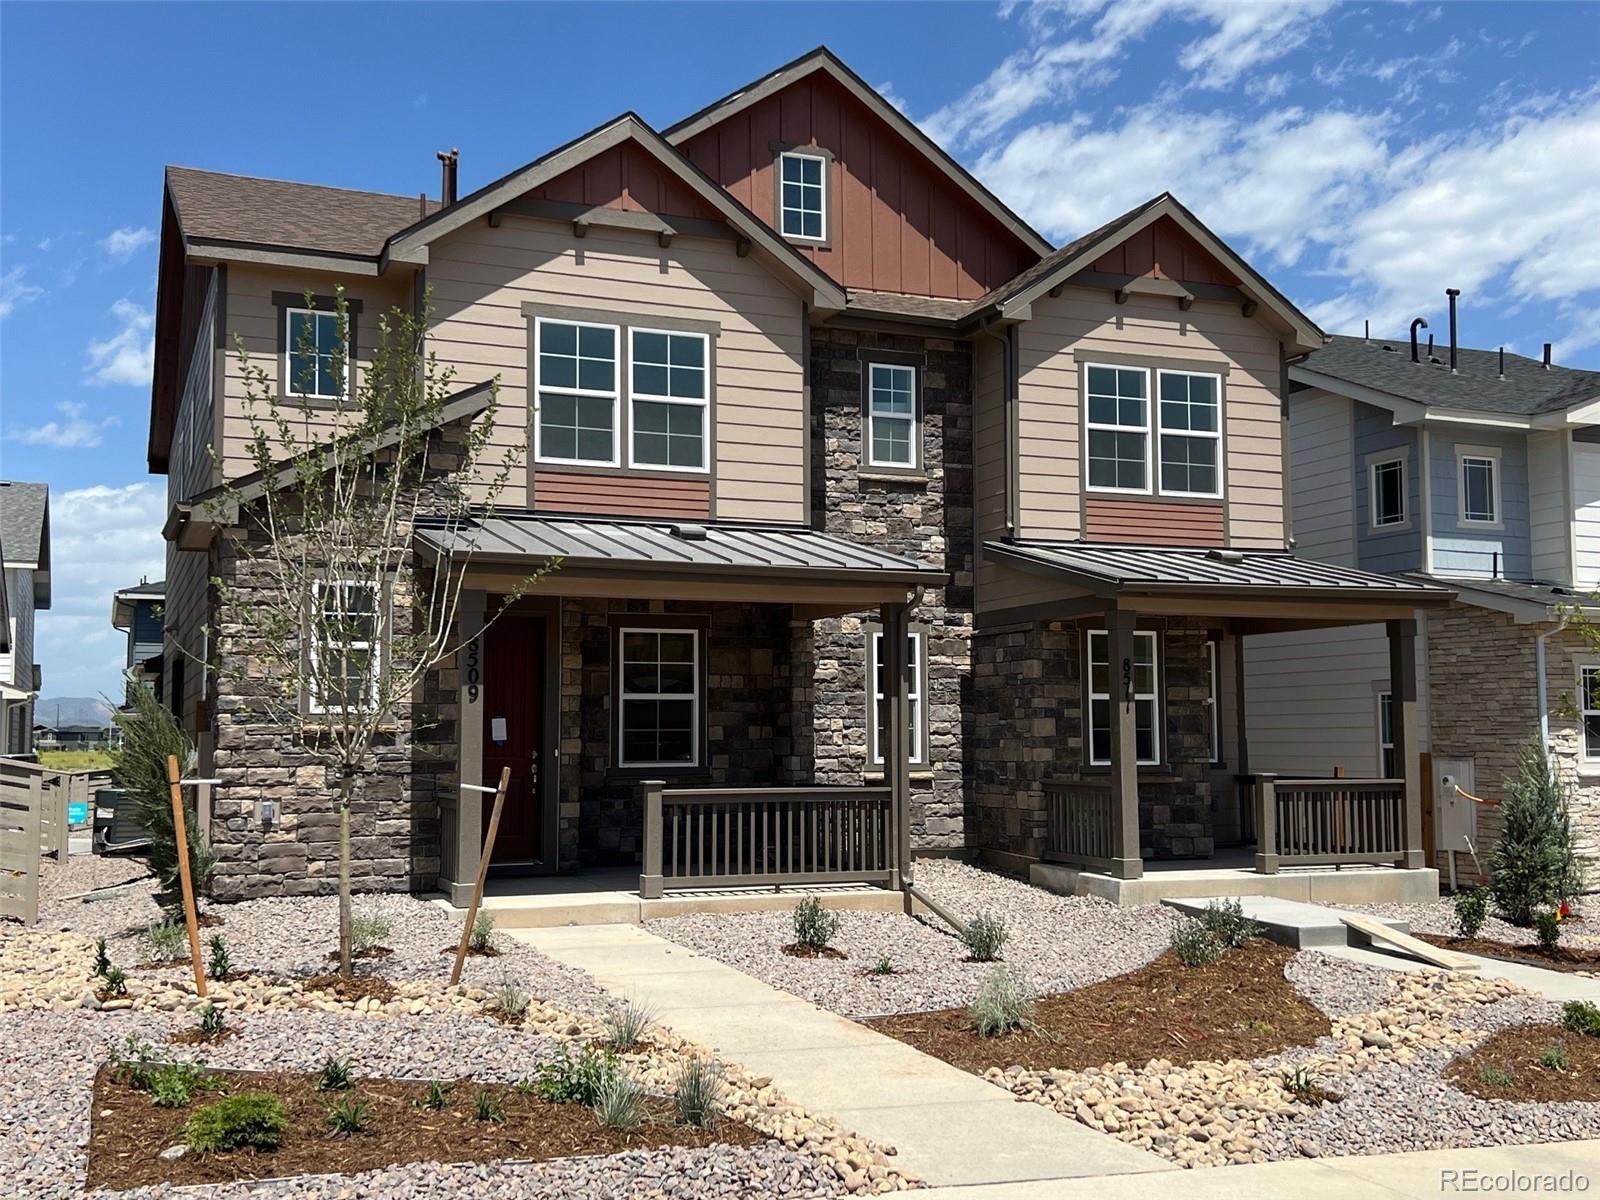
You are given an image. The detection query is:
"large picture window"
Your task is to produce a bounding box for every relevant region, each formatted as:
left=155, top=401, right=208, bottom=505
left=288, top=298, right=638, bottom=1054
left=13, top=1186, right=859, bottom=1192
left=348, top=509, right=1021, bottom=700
left=535, top=317, right=619, bottom=465
left=1085, top=364, right=1150, bottom=492
left=308, top=581, right=379, bottom=715
left=285, top=308, right=347, bottom=400
left=630, top=328, right=709, bottom=471
left=1087, top=629, right=1160, bottom=765
left=617, top=628, right=700, bottom=768
left=869, top=628, right=924, bottom=766
left=779, top=151, right=826, bottom=241
left=867, top=363, right=917, bottom=468
left=1157, top=370, right=1221, bottom=497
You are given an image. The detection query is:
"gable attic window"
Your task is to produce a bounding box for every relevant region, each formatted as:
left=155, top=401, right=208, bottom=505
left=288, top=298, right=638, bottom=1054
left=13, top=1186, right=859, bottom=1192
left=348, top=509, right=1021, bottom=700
left=778, top=151, right=827, bottom=242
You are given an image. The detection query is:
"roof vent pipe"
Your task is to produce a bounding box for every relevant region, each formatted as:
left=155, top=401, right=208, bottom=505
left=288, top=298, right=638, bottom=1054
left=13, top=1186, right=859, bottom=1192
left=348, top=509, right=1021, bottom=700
left=1427, top=332, right=1435, bottom=358
left=1544, top=343, right=1553, bottom=370
left=1364, top=319, right=1370, bottom=343
left=436, top=148, right=459, bottom=207
left=1446, top=288, right=1460, bottom=373
left=1498, top=346, right=1506, bottom=380
left=1409, top=317, right=1428, bottom=363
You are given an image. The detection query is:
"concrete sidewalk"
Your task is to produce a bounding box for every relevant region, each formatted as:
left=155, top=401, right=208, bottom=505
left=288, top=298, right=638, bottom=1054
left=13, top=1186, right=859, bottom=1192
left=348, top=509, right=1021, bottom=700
left=1318, top=942, right=1600, bottom=1003
left=510, top=923, right=1172, bottom=1188
left=917, top=1138, right=1599, bottom=1199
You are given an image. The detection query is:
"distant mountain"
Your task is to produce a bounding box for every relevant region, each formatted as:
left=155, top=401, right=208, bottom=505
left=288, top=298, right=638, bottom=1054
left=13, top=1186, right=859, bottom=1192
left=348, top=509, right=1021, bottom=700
left=36, top=697, right=116, bottom=729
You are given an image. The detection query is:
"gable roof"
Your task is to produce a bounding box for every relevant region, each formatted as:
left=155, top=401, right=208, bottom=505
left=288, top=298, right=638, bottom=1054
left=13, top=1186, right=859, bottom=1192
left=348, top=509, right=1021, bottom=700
left=0, top=480, right=51, bottom=608
left=1293, top=335, right=1600, bottom=422
left=663, top=45, right=1053, bottom=260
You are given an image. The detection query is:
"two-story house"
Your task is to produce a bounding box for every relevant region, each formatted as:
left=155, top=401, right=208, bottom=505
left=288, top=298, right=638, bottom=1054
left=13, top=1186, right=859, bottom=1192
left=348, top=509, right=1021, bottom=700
left=111, top=578, right=165, bottom=706
left=1247, top=320, right=1600, bottom=888
left=0, top=480, right=50, bottom=759
left=147, top=47, right=1450, bottom=906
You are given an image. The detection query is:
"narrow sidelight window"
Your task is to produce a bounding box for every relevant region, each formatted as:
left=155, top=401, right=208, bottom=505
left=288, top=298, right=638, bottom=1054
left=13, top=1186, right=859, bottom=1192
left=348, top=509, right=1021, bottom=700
left=630, top=328, right=709, bottom=471
left=1581, top=667, right=1600, bottom=762
left=1085, top=364, right=1150, bottom=492
left=867, top=363, right=917, bottom=468
left=1370, top=457, right=1406, bottom=528
left=1087, top=629, right=1159, bottom=765
left=618, top=628, right=700, bottom=767
left=535, top=317, right=618, bottom=465
left=869, top=629, right=924, bottom=766
left=285, top=308, right=347, bottom=400
left=1157, top=370, right=1221, bottom=497
left=1460, top=454, right=1498, bottom=524
left=779, top=151, right=826, bottom=241
left=1377, top=691, right=1395, bottom=777
left=1205, top=640, right=1221, bottom=763
left=308, top=581, right=379, bottom=714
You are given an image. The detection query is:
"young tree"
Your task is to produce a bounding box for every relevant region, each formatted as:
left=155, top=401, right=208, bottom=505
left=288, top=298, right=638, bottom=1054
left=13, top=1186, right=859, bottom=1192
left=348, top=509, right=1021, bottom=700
left=1490, top=738, right=1585, bottom=924
left=207, top=289, right=547, bottom=974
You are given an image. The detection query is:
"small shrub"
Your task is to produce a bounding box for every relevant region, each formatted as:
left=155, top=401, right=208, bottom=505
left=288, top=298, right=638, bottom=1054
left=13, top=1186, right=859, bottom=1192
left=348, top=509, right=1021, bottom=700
left=674, top=1057, right=722, bottom=1128
left=184, top=1092, right=287, bottom=1153
left=1475, top=1063, right=1514, bottom=1087
left=867, top=954, right=896, bottom=976
left=969, top=965, right=1035, bottom=1038
left=351, top=910, right=391, bottom=954
left=472, top=1087, right=506, bottom=1124
left=143, top=920, right=186, bottom=963
left=1170, top=917, right=1225, bottom=967
left=491, top=980, right=530, bottom=1019
left=93, top=937, right=111, bottom=978
left=469, top=911, right=496, bottom=954
left=533, top=1045, right=620, bottom=1106
left=1453, top=887, right=1490, bottom=939
left=1538, top=1043, right=1570, bottom=1071
left=1562, top=1000, right=1600, bottom=1038
left=1535, top=908, right=1562, bottom=949
left=206, top=934, right=231, bottom=979
left=99, top=966, right=128, bottom=998
left=1279, top=1065, right=1319, bottom=1099
left=960, top=911, right=1009, bottom=962
left=198, top=1003, right=225, bottom=1039
left=1199, top=899, right=1264, bottom=949
left=109, top=1035, right=164, bottom=1090
left=1490, top=739, right=1585, bottom=925
left=792, top=896, right=840, bottom=951
left=324, top=1094, right=373, bottom=1135
left=591, top=1069, right=644, bottom=1131
left=415, top=1080, right=452, bottom=1110
left=604, top=996, right=656, bottom=1049
left=317, top=1054, right=353, bottom=1092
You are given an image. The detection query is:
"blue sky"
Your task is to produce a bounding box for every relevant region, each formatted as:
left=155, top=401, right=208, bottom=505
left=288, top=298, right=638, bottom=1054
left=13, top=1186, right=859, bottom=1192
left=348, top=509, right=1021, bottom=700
left=2, top=0, right=1598, bottom=700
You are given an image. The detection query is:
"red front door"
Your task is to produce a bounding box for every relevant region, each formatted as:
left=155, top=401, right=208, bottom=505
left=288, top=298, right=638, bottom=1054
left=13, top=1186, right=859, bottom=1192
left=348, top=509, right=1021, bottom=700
left=481, top=611, right=545, bottom=865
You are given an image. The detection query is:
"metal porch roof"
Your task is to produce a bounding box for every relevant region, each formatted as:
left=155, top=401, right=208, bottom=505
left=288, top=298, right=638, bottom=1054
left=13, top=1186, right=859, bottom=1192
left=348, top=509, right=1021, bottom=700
left=418, top=514, right=946, bottom=586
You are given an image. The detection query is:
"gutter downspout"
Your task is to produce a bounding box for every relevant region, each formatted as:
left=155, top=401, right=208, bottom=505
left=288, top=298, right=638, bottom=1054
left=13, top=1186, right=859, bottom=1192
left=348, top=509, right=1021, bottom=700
left=1537, top=611, right=1570, bottom=748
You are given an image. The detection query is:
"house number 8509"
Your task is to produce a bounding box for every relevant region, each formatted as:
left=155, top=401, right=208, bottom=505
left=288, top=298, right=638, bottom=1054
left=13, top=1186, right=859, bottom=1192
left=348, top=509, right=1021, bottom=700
left=465, top=637, right=482, bottom=704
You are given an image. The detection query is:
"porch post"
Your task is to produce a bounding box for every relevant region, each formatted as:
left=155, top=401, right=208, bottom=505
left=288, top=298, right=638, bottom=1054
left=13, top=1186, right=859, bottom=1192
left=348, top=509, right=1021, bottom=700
left=880, top=600, right=914, bottom=904
left=450, top=589, right=487, bottom=906
left=1253, top=774, right=1279, bottom=874
left=1105, top=608, right=1144, bottom=880
left=640, top=780, right=664, bottom=899
left=1387, top=617, right=1426, bottom=869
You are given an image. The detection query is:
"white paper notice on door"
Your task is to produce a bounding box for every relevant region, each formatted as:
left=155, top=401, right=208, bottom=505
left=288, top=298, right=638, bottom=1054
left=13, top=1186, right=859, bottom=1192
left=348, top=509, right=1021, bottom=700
left=491, top=717, right=508, bottom=744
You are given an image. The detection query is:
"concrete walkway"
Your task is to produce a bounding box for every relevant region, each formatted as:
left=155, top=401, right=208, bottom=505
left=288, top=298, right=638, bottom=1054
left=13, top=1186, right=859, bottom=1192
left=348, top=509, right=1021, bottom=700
left=509, top=923, right=1172, bottom=1188
left=1319, top=941, right=1600, bottom=1003
left=916, top=1138, right=1599, bottom=1199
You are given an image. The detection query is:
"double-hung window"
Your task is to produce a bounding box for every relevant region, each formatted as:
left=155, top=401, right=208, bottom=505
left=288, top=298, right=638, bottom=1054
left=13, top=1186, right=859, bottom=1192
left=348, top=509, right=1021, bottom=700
left=308, top=581, right=379, bottom=715
left=285, top=308, right=347, bottom=400
left=867, top=364, right=917, bottom=468
left=1459, top=451, right=1499, bottom=524
left=1087, top=629, right=1159, bottom=765
left=1085, top=364, right=1150, bottom=492
left=1580, top=667, right=1600, bottom=762
left=1370, top=457, right=1406, bottom=528
left=630, top=328, right=709, bottom=471
left=869, top=629, right=924, bottom=766
left=618, top=628, right=700, bottom=768
left=779, top=151, right=826, bottom=241
left=535, top=317, right=619, bottom=465
left=1157, top=370, right=1221, bottom=497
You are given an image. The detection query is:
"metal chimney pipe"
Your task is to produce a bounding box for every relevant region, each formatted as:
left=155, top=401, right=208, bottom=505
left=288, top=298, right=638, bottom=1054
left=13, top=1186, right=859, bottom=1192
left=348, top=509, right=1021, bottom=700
left=1544, top=343, right=1553, bottom=370
left=1409, top=317, right=1428, bottom=363
left=436, top=148, right=459, bottom=207
left=1446, top=288, right=1460, bottom=373
left=1427, top=332, right=1434, bottom=358
left=1498, top=346, right=1505, bottom=380
left=1364, top=319, right=1370, bottom=343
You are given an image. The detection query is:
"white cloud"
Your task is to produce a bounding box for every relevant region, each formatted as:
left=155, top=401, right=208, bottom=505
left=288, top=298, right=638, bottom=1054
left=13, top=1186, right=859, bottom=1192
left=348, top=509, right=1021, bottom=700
left=100, top=226, right=156, bottom=260
left=35, top=482, right=167, bottom=700
left=10, top=401, right=120, bottom=450
left=0, top=265, right=44, bottom=318
left=85, top=299, right=155, bottom=387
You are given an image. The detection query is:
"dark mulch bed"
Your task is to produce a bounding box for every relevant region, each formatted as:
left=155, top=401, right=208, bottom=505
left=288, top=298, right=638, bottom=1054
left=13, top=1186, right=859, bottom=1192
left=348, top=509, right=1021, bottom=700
left=1416, top=933, right=1600, bottom=974
left=782, top=944, right=847, bottom=960
left=87, top=1066, right=764, bottom=1190
left=865, top=940, right=1330, bottom=1074
left=1446, top=1025, right=1600, bottom=1103
left=301, top=973, right=398, bottom=1004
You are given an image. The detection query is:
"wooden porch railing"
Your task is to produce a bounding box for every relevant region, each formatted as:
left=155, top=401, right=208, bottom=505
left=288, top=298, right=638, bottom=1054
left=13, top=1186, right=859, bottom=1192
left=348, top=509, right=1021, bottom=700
left=1041, top=779, right=1118, bottom=872
left=1250, top=775, right=1411, bottom=872
left=641, top=784, right=896, bottom=898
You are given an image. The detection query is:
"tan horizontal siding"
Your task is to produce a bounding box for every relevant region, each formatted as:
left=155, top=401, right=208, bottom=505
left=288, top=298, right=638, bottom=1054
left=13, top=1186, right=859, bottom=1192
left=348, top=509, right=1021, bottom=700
left=531, top=471, right=710, bottom=519
left=1084, top=498, right=1224, bottom=546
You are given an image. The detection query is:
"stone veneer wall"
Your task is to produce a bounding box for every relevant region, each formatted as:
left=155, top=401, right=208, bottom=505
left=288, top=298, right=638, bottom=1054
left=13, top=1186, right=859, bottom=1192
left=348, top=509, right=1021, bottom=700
left=806, top=328, right=974, bottom=850
left=971, top=618, right=1216, bottom=865
left=1427, top=600, right=1600, bottom=889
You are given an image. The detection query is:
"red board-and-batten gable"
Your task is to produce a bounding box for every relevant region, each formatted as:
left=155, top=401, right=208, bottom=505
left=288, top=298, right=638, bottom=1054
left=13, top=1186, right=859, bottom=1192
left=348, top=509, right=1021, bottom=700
left=526, top=141, right=726, bottom=223
left=1091, top=215, right=1240, bottom=288
left=670, top=70, right=1043, bottom=301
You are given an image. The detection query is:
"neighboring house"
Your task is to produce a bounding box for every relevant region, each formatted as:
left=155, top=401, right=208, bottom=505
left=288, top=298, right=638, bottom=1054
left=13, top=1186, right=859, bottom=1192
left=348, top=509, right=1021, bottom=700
left=1246, top=320, right=1600, bottom=886
left=0, top=481, right=51, bottom=758
left=34, top=724, right=113, bottom=750
left=147, top=46, right=1449, bottom=904
left=111, top=578, right=165, bottom=705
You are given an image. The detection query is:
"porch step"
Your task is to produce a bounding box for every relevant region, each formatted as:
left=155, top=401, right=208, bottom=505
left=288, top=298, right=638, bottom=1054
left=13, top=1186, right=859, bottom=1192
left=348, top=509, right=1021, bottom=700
left=1162, top=896, right=1409, bottom=950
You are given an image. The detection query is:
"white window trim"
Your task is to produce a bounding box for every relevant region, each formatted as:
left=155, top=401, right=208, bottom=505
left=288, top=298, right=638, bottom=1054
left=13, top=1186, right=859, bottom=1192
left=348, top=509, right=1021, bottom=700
left=1083, top=362, right=1153, bottom=496
left=1376, top=689, right=1396, bottom=778
left=306, top=580, right=380, bottom=716
left=1579, top=663, right=1600, bottom=765
left=866, top=363, right=919, bottom=470
left=1155, top=368, right=1224, bottom=500
left=778, top=150, right=828, bottom=243
left=626, top=326, right=711, bottom=475
left=1456, top=446, right=1503, bottom=528
left=1087, top=629, right=1161, bottom=766
left=869, top=628, right=925, bottom=767
left=532, top=315, right=621, bottom=468
left=283, top=307, right=349, bottom=401
left=1205, top=640, right=1221, bottom=764
left=617, top=626, right=702, bottom=769
left=1368, top=455, right=1408, bottom=531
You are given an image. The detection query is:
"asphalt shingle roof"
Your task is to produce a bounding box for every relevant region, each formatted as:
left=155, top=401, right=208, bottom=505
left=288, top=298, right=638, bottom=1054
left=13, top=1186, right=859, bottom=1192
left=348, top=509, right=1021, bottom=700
left=1300, top=335, right=1600, bottom=417
left=0, top=481, right=49, bottom=566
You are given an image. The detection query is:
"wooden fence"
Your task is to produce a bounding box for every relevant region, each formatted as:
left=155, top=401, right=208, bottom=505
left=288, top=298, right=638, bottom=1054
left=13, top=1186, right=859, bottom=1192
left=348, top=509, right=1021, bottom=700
left=1041, top=779, right=1118, bottom=872
left=0, top=760, right=110, bottom=924
left=1252, top=776, right=1410, bottom=872
left=641, top=785, right=897, bottom=898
